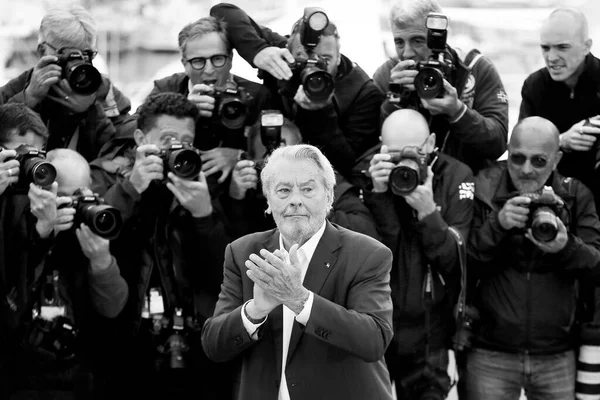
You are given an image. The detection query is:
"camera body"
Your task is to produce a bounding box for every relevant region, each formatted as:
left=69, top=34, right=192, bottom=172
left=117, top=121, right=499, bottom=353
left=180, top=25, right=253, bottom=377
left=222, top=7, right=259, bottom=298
left=1, top=144, right=57, bottom=187
left=400, top=363, right=451, bottom=400
left=56, top=48, right=102, bottom=95
left=157, top=141, right=202, bottom=181
left=212, top=86, right=252, bottom=130
left=63, top=192, right=123, bottom=240
left=453, top=304, right=480, bottom=352
left=413, top=13, right=453, bottom=100
left=280, top=56, right=334, bottom=102
left=522, top=186, right=564, bottom=242
left=388, top=146, right=430, bottom=195
left=153, top=308, right=200, bottom=371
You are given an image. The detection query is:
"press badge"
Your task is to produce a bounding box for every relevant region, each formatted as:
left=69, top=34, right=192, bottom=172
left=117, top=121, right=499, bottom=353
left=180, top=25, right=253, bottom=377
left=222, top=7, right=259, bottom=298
left=148, top=288, right=165, bottom=316
left=40, top=271, right=66, bottom=321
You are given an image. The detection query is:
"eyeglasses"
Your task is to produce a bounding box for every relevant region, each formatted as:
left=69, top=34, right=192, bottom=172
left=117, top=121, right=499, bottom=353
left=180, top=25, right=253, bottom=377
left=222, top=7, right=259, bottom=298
left=509, top=153, right=548, bottom=168
left=41, top=42, right=98, bottom=60
left=185, top=54, right=229, bottom=70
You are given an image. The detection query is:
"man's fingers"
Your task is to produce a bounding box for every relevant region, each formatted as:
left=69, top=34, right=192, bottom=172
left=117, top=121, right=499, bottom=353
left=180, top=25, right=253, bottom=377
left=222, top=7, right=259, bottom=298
left=246, top=270, right=271, bottom=291
left=577, top=133, right=597, bottom=143
left=249, top=253, right=279, bottom=277
left=136, top=144, right=160, bottom=160
left=281, top=48, right=295, bottom=64
left=36, top=55, right=59, bottom=68
left=288, top=244, right=300, bottom=267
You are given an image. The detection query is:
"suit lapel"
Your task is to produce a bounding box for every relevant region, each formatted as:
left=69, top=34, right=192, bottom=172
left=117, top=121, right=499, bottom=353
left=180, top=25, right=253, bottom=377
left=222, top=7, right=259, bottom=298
left=286, top=221, right=341, bottom=364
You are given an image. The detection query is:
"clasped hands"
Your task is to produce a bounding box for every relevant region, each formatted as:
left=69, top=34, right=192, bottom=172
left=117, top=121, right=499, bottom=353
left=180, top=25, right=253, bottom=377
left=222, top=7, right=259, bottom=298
left=245, top=244, right=309, bottom=320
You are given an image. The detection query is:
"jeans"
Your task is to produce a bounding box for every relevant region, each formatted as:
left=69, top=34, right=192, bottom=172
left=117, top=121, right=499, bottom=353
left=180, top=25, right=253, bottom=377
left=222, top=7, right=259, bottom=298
left=463, top=347, right=575, bottom=400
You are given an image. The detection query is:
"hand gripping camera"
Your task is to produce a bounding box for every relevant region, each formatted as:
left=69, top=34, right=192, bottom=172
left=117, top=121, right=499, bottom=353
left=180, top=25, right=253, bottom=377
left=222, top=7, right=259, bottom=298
left=62, top=191, right=123, bottom=240
left=400, top=363, right=451, bottom=400
left=413, top=13, right=454, bottom=100
left=56, top=48, right=102, bottom=95
left=522, top=186, right=565, bottom=242
left=1, top=144, right=57, bottom=187
left=388, top=146, right=430, bottom=195
left=212, top=86, right=253, bottom=130
left=157, top=140, right=202, bottom=181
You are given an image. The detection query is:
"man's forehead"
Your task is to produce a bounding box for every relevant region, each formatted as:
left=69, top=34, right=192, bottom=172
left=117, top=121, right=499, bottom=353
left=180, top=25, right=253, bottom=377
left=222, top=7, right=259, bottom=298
left=391, top=22, right=427, bottom=38
left=289, top=34, right=338, bottom=55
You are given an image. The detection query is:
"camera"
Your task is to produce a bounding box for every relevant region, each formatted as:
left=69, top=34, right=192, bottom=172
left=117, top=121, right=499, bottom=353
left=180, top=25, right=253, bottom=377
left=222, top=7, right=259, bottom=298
left=387, top=82, right=413, bottom=107
left=413, top=13, right=453, bottom=100
left=24, top=271, right=78, bottom=361
left=400, top=363, right=451, bottom=400
left=157, top=140, right=202, bottom=181
left=212, top=86, right=252, bottom=130
left=1, top=144, right=57, bottom=187
left=56, top=48, right=102, bottom=95
left=388, top=146, right=430, bottom=195
left=260, top=110, right=284, bottom=155
left=280, top=56, right=334, bottom=102
left=522, top=186, right=564, bottom=242
left=453, top=304, right=480, bottom=352
left=154, top=308, right=200, bottom=371
left=62, top=191, right=123, bottom=240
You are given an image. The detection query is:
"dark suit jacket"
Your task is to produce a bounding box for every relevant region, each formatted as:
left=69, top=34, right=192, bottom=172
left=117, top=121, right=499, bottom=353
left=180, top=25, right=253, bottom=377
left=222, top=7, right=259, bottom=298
left=202, top=221, right=394, bottom=400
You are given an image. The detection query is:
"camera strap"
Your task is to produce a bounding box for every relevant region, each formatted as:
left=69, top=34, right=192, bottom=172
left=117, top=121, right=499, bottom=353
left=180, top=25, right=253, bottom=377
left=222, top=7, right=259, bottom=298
left=447, top=226, right=467, bottom=354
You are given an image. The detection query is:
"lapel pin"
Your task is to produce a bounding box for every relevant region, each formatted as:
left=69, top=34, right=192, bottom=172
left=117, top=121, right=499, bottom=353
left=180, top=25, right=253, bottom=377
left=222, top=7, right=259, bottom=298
left=325, top=263, right=330, bottom=268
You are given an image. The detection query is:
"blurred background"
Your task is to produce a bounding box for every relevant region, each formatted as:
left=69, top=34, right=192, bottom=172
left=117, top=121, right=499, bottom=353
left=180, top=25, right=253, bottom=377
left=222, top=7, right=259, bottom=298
left=2, top=0, right=600, bottom=134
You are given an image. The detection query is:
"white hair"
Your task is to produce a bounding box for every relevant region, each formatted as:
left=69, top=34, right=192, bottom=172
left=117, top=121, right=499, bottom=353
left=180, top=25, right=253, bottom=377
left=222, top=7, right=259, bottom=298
left=260, top=144, right=336, bottom=213
left=38, top=4, right=98, bottom=50
left=389, top=0, right=443, bottom=30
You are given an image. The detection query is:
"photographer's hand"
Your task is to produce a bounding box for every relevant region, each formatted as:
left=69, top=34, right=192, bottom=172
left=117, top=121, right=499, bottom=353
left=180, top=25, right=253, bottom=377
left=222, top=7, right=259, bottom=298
left=24, top=56, right=62, bottom=108
left=525, top=218, right=568, bottom=253
left=421, top=80, right=463, bottom=118
left=390, top=60, right=417, bottom=91
left=47, top=80, right=97, bottom=114
left=54, top=195, right=76, bottom=234
left=129, top=144, right=163, bottom=194
left=368, top=145, right=395, bottom=193
left=188, top=84, right=215, bottom=118
left=402, top=166, right=437, bottom=220
left=293, top=85, right=333, bottom=110
left=229, top=159, right=258, bottom=200
left=200, top=147, right=239, bottom=183
left=253, top=46, right=294, bottom=80
left=0, top=150, right=20, bottom=196
left=498, top=196, right=531, bottom=230
left=167, top=171, right=213, bottom=218
left=29, top=182, right=59, bottom=239
left=76, top=224, right=112, bottom=271
left=560, top=118, right=599, bottom=152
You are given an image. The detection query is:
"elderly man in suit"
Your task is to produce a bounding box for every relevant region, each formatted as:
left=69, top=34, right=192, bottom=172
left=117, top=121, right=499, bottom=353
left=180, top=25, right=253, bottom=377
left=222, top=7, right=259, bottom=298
left=202, top=144, right=394, bottom=400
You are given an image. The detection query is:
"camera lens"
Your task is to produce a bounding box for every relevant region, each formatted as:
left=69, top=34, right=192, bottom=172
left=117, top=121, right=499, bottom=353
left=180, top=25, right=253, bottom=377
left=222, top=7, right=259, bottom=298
left=415, top=67, right=444, bottom=100
left=64, top=62, right=102, bottom=94
left=82, top=205, right=123, bottom=239
left=168, top=149, right=202, bottom=180
left=28, top=160, right=57, bottom=187
left=390, top=159, right=421, bottom=195
left=219, top=99, right=246, bottom=130
left=301, top=68, right=334, bottom=101
left=531, top=207, right=559, bottom=242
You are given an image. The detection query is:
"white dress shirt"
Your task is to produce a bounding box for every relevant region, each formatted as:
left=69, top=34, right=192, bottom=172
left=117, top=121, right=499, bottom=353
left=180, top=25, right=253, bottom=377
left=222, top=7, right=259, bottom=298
left=241, top=222, right=326, bottom=400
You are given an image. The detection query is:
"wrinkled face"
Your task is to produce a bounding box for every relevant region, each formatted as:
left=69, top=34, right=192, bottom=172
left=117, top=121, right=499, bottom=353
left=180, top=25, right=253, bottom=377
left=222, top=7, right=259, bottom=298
left=289, top=34, right=341, bottom=77
left=1, top=129, right=46, bottom=151
left=540, top=20, right=590, bottom=87
left=266, top=159, right=328, bottom=246
left=136, top=115, right=195, bottom=148
left=508, top=134, right=561, bottom=194
left=392, top=19, right=431, bottom=62
left=182, top=32, right=232, bottom=87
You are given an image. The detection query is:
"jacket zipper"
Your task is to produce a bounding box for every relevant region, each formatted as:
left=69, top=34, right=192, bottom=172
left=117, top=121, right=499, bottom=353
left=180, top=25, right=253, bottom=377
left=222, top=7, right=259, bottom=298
left=525, top=271, right=531, bottom=353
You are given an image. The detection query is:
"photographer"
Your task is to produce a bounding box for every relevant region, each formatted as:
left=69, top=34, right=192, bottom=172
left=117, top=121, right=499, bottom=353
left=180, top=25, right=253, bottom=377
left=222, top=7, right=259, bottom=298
left=364, top=109, right=473, bottom=399
left=519, top=8, right=600, bottom=213
left=210, top=3, right=384, bottom=179
left=91, top=93, right=234, bottom=399
left=0, top=4, right=134, bottom=162
left=148, top=16, right=271, bottom=185
left=464, top=117, right=600, bottom=400
left=228, top=113, right=380, bottom=239
left=376, top=0, right=508, bottom=174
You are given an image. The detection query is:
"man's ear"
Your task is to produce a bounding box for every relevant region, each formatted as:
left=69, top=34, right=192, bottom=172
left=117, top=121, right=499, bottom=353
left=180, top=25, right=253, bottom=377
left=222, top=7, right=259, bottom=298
left=553, top=151, right=563, bottom=170
left=422, top=133, right=436, bottom=153
left=133, top=129, right=146, bottom=146
left=585, top=38, right=593, bottom=55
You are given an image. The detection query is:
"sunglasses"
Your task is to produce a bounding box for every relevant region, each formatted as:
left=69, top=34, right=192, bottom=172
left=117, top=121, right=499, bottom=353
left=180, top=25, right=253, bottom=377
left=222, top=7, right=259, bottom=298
left=509, top=153, right=548, bottom=168
left=185, top=54, right=229, bottom=70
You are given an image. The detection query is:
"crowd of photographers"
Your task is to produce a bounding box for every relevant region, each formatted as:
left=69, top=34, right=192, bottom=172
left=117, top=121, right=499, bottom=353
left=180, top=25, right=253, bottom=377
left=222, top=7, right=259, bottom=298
left=1, top=0, right=600, bottom=399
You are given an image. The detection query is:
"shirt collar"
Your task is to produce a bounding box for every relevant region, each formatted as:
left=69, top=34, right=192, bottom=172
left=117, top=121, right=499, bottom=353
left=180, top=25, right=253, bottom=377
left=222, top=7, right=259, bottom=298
left=278, top=221, right=327, bottom=265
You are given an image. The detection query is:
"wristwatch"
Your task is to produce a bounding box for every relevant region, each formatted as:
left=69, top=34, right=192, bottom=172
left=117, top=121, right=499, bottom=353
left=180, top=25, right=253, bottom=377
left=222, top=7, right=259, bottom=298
left=244, top=302, right=267, bottom=324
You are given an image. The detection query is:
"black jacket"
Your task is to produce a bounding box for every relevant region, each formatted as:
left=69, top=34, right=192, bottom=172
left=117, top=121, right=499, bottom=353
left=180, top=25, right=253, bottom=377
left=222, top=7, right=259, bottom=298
left=469, top=162, right=600, bottom=354
left=519, top=53, right=600, bottom=200
left=363, top=153, right=474, bottom=354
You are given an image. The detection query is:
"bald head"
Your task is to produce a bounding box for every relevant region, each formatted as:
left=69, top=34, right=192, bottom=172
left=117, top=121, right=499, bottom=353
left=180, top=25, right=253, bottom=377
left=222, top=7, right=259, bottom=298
left=510, top=117, right=560, bottom=152
left=46, top=148, right=91, bottom=195
left=381, top=109, right=430, bottom=150
left=543, top=8, right=589, bottom=42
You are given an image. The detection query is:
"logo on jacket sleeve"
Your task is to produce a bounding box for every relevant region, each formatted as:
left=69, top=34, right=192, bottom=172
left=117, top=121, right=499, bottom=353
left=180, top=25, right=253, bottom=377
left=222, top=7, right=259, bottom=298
left=459, top=182, right=475, bottom=200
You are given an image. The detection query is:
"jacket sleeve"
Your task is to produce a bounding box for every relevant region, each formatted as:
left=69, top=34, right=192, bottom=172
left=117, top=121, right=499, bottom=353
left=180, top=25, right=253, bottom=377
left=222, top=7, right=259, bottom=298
left=295, top=82, right=384, bottom=177
left=329, top=188, right=381, bottom=241
left=363, top=191, right=400, bottom=254
left=201, top=243, right=258, bottom=362
left=0, top=71, right=30, bottom=106
left=210, top=3, right=288, bottom=66
left=303, top=245, right=394, bottom=362
left=417, top=166, right=474, bottom=279
left=87, top=256, right=129, bottom=318
left=552, top=180, right=600, bottom=278
left=450, top=56, right=508, bottom=162
left=518, top=77, right=535, bottom=121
